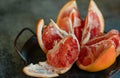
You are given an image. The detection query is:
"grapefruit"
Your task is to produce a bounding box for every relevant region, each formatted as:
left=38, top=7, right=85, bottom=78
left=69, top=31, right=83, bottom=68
left=24, top=21, right=80, bottom=77
left=47, top=34, right=80, bottom=68
left=23, top=0, right=120, bottom=78
left=23, top=61, right=72, bottom=78
left=57, top=0, right=83, bottom=43
left=81, top=0, right=104, bottom=45
left=86, top=29, right=120, bottom=56
left=76, top=40, right=116, bottom=72
left=86, top=29, right=119, bottom=46
left=36, top=19, right=68, bottom=53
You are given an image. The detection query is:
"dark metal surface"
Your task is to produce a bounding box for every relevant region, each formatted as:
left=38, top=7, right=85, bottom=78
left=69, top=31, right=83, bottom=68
left=14, top=28, right=35, bottom=64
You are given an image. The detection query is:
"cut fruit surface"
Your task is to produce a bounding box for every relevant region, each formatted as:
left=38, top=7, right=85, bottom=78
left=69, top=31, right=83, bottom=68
left=23, top=61, right=72, bottom=78
left=86, top=29, right=120, bottom=56
left=47, top=34, right=80, bottom=68
left=57, top=0, right=83, bottom=43
left=77, top=40, right=116, bottom=72
left=36, top=19, right=68, bottom=53
left=81, top=0, right=104, bottom=45
left=86, top=29, right=119, bottom=46
left=23, top=0, right=120, bottom=77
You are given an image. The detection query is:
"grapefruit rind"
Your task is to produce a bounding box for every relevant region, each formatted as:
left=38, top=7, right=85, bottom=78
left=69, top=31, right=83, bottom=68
left=76, top=45, right=116, bottom=72
left=23, top=61, right=72, bottom=77
left=36, top=19, right=47, bottom=53
left=23, top=63, right=59, bottom=78
left=57, top=0, right=77, bottom=24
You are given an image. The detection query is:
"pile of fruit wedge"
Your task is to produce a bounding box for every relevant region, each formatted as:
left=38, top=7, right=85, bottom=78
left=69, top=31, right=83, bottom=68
left=23, top=0, right=120, bottom=77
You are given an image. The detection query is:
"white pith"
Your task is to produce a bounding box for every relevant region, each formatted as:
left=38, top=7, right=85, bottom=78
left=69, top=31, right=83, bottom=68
left=36, top=19, right=47, bottom=52
left=23, top=61, right=72, bottom=77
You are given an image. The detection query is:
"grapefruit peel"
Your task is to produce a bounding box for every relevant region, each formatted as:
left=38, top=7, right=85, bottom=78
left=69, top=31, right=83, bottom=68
left=77, top=45, right=116, bottom=72
left=23, top=61, right=72, bottom=78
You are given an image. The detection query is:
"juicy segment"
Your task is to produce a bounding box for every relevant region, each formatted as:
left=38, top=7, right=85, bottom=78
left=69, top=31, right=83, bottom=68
left=77, top=44, right=116, bottom=72
left=79, top=40, right=115, bottom=66
left=36, top=19, right=68, bottom=53
left=81, top=0, right=104, bottom=45
left=86, top=29, right=119, bottom=45
left=69, top=9, right=84, bottom=43
left=86, top=29, right=120, bottom=56
left=57, top=0, right=83, bottom=43
left=47, top=34, right=80, bottom=68
left=42, top=23, right=62, bottom=51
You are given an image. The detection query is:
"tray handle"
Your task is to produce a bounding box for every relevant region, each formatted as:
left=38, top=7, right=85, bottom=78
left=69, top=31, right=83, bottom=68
left=14, top=28, right=35, bottom=63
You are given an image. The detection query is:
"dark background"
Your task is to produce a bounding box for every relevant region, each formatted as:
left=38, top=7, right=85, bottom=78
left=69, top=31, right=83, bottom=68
left=0, top=0, right=120, bottom=78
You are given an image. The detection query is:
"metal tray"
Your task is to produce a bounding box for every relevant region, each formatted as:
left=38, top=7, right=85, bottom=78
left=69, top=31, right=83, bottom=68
left=14, top=28, right=120, bottom=78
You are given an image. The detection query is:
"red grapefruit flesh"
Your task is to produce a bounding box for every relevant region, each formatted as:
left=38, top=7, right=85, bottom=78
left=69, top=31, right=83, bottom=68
left=36, top=19, right=68, bottom=53
left=47, top=34, right=80, bottom=68
left=79, top=40, right=114, bottom=66
left=42, top=23, right=62, bottom=51
left=77, top=40, right=116, bottom=72
left=85, top=29, right=120, bottom=56
left=81, top=0, right=104, bottom=45
left=57, top=0, right=83, bottom=43
left=86, top=29, right=119, bottom=45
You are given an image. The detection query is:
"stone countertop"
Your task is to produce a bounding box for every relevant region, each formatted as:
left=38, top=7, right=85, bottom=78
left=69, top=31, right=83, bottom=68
left=0, top=0, right=120, bottom=78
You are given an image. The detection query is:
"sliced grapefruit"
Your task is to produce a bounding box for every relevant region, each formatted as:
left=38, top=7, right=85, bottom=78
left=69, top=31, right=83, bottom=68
left=76, top=40, right=116, bottom=72
left=47, top=34, right=80, bottom=68
left=86, top=29, right=119, bottom=46
left=23, top=1, right=120, bottom=78
left=57, top=0, right=83, bottom=42
left=36, top=19, right=68, bottom=53
left=86, top=29, right=120, bottom=56
left=23, top=61, right=72, bottom=78
left=81, top=0, right=104, bottom=45
left=109, top=35, right=120, bottom=56
left=23, top=30, right=80, bottom=77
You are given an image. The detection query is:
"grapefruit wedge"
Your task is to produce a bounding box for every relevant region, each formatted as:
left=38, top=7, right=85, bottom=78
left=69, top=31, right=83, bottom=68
left=81, top=0, right=104, bottom=45
left=86, top=29, right=120, bottom=56
left=36, top=19, right=68, bottom=53
left=23, top=23, right=80, bottom=77
left=47, top=33, right=80, bottom=68
left=77, top=40, right=116, bottom=72
left=23, top=61, right=72, bottom=78
left=86, top=29, right=119, bottom=46
left=57, top=0, right=83, bottom=42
